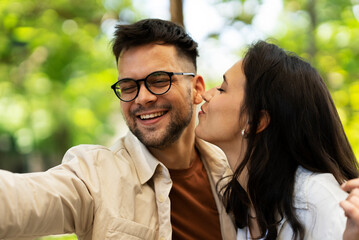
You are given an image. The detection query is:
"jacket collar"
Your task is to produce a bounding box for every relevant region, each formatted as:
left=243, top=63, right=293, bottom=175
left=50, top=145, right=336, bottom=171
left=195, top=137, right=232, bottom=187
left=117, top=131, right=164, bottom=185
left=112, top=131, right=232, bottom=186
left=293, top=166, right=311, bottom=209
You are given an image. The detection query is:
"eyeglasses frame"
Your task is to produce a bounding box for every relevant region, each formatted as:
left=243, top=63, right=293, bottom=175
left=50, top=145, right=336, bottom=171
left=111, top=71, right=195, bottom=102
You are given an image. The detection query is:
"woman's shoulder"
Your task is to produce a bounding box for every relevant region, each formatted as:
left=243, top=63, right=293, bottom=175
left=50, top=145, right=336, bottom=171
left=289, top=167, right=348, bottom=239
left=294, top=166, right=348, bottom=208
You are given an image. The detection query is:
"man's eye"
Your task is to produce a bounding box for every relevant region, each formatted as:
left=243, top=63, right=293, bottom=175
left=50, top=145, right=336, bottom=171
left=150, top=79, right=170, bottom=87
left=121, top=86, right=137, bottom=93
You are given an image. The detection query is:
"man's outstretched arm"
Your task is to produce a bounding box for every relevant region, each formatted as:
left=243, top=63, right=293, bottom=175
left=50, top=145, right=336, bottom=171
left=0, top=167, right=94, bottom=239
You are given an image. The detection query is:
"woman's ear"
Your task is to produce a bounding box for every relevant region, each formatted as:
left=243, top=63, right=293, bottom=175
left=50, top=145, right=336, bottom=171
left=257, top=110, right=270, bottom=133
left=192, top=75, right=205, bottom=104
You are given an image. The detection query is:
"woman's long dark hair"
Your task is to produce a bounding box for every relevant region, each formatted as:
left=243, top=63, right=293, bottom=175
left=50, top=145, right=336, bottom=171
left=221, top=41, right=358, bottom=239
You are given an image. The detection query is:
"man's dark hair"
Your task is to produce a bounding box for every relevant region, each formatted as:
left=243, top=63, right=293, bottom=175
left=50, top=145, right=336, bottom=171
left=112, top=18, right=198, bottom=70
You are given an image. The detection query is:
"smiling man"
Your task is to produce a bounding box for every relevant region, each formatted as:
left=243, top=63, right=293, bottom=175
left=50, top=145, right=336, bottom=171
left=0, top=19, right=235, bottom=240
left=117, top=44, right=195, bottom=151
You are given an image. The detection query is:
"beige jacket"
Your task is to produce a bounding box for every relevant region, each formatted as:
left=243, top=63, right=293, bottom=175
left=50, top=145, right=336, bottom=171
left=0, top=131, right=236, bottom=240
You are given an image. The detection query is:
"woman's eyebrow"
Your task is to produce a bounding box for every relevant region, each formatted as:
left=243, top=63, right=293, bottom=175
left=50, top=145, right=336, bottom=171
left=223, top=74, right=228, bottom=84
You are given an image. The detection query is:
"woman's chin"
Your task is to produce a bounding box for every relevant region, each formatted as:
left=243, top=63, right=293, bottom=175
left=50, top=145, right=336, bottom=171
left=195, top=129, right=217, bottom=147
left=194, top=126, right=208, bottom=141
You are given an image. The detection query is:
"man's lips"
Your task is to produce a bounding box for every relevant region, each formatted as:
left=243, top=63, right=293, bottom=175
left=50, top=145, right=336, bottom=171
left=135, top=111, right=168, bottom=126
left=137, top=111, right=166, bottom=120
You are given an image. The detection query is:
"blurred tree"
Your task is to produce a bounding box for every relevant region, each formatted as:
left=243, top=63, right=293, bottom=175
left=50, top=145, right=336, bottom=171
left=0, top=0, right=142, bottom=172
left=276, top=0, right=359, bottom=158
left=170, top=0, right=184, bottom=26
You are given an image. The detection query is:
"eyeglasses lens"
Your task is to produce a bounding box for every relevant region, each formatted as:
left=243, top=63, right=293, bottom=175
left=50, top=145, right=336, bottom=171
left=146, top=72, right=171, bottom=94
left=117, top=80, right=137, bottom=101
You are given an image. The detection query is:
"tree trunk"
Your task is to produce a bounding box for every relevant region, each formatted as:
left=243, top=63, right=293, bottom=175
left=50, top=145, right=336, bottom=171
left=307, top=0, right=317, bottom=61
left=170, top=0, right=184, bottom=27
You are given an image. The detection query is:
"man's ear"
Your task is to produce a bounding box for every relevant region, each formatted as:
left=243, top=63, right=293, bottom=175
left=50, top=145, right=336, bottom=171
left=257, top=110, right=270, bottom=133
left=192, top=75, right=205, bottom=104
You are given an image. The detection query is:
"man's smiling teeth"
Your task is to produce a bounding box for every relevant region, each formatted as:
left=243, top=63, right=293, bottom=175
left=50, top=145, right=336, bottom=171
left=139, top=111, right=165, bottom=120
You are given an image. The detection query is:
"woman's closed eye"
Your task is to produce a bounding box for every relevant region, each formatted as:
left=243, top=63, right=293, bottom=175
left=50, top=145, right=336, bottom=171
left=216, top=87, right=225, bottom=93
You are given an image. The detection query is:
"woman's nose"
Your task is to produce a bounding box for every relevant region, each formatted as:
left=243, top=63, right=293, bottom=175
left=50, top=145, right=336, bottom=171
left=202, top=88, right=216, bottom=102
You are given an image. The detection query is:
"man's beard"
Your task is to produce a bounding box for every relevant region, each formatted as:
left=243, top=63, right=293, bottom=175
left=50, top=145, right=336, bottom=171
left=124, top=91, right=193, bottom=149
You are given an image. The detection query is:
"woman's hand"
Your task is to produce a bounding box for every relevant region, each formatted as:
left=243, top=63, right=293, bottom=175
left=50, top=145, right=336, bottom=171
left=340, top=179, right=359, bottom=240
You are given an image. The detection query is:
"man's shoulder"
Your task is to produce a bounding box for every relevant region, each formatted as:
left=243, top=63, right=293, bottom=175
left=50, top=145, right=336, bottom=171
left=61, top=135, right=129, bottom=166
left=55, top=136, right=142, bottom=185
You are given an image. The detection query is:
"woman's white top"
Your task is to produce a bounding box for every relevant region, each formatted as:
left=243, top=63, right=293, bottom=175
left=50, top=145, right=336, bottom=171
left=245, top=227, right=267, bottom=240
left=237, top=166, right=348, bottom=240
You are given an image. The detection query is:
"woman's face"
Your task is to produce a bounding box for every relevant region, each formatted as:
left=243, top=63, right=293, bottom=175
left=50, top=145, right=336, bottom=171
left=196, top=60, right=247, bottom=157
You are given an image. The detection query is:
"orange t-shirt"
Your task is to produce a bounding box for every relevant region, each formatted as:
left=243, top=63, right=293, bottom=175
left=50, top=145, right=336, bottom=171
left=169, top=153, right=222, bottom=240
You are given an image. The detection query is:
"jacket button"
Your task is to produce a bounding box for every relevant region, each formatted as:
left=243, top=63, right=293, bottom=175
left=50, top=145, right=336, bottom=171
left=158, top=194, right=165, bottom=203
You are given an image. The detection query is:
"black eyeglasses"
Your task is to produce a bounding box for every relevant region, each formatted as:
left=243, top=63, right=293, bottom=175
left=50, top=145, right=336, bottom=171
left=111, top=71, right=195, bottom=102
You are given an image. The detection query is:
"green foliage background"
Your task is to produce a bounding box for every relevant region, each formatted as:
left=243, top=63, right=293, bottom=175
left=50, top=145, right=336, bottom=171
left=0, top=0, right=137, bottom=172
left=277, top=0, right=359, bottom=159
left=0, top=0, right=358, bottom=238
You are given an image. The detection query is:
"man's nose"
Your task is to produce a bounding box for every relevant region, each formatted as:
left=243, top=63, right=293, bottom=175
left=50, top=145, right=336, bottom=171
left=134, top=82, right=157, bottom=105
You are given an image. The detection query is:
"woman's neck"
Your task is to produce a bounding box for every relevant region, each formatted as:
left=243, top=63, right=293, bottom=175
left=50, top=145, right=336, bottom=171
left=223, top=148, right=249, bottom=191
